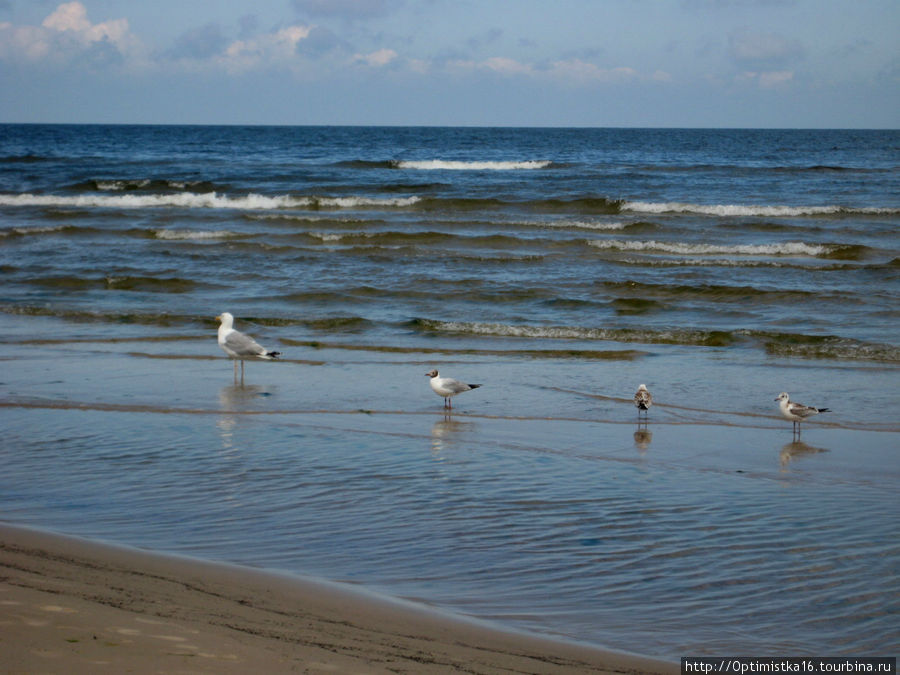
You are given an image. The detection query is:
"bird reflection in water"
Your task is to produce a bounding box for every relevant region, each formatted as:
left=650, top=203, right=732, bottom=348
left=431, top=414, right=471, bottom=457
left=218, top=383, right=267, bottom=410
left=779, top=439, right=828, bottom=470
left=633, top=427, right=652, bottom=453
left=217, top=384, right=272, bottom=454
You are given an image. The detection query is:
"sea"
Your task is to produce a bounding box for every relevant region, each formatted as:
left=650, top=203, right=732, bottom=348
left=1, top=124, right=898, bottom=659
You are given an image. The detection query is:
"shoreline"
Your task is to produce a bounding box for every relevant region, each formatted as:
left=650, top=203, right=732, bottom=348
left=0, top=523, right=678, bottom=674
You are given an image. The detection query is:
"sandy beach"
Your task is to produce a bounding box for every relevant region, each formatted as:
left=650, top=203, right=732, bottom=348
left=0, top=524, right=678, bottom=674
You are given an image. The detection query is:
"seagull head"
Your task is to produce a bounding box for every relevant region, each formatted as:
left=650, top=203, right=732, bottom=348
left=425, top=369, right=438, bottom=378
left=775, top=392, right=789, bottom=402
left=216, top=312, right=234, bottom=328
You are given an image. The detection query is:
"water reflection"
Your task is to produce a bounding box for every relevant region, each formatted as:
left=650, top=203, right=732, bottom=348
left=218, top=383, right=267, bottom=411
left=431, top=414, right=472, bottom=457
left=633, top=426, right=653, bottom=452
left=217, top=384, right=272, bottom=454
left=779, top=439, right=828, bottom=470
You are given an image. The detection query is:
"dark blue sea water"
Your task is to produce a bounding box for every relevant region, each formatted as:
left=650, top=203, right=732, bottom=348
left=1, top=125, right=898, bottom=659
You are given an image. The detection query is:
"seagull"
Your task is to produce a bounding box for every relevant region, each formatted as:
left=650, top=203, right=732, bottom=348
left=775, top=392, right=830, bottom=436
left=426, top=369, right=481, bottom=409
left=216, top=312, right=281, bottom=381
left=634, top=384, right=652, bottom=419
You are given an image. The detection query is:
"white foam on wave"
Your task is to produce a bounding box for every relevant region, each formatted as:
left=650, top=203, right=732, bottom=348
left=152, top=229, right=245, bottom=240
left=622, top=201, right=896, bottom=217
left=396, top=160, right=551, bottom=171
left=588, top=239, right=831, bottom=257
left=424, top=319, right=603, bottom=340
left=0, top=192, right=421, bottom=210
left=2, top=224, right=71, bottom=236
left=545, top=219, right=630, bottom=231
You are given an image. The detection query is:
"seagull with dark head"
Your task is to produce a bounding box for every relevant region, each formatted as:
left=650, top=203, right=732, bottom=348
left=426, top=369, right=481, bottom=409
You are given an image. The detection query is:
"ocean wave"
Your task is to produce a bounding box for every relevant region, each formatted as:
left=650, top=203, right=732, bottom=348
left=0, top=192, right=422, bottom=211
left=305, top=230, right=533, bottom=248
left=622, top=201, right=899, bottom=217
left=409, top=319, right=900, bottom=361
left=539, top=219, right=636, bottom=232
left=1, top=224, right=97, bottom=238
left=24, top=275, right=203, bottom=293
left=588, top=239, right=847, bottom=258
left=760, top=333, right=900, bottom=363
left=151, top=229, right=248, bottom=240
left=409, top=318, right=737, bottom=347
left=395, top=159, right=553, bottom=171
left=72, top=179, right=220, bottom=193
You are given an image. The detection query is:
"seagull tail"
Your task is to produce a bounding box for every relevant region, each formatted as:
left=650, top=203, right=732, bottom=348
left=817, top=407, right=830, bottom=413
left=469, top=384, right=482, bottom=389
left=266, top=351, right=282, bottom=359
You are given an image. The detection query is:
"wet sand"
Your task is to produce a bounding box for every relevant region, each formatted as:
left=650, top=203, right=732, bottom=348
left=0, top=523, right=677, bottom=674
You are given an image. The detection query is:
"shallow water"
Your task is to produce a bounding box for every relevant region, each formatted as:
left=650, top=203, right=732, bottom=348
left=1, top=125, right=898, bottom=658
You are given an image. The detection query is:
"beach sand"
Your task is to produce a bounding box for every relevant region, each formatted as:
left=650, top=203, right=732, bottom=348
left=0, top=524, right=677, bottom=674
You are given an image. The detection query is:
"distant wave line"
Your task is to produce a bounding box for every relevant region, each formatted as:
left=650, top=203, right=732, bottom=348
left=588, top=239, right=862, bottom=259
left=622, top=201, right=898, bottom=217
left=341, top=159, right=555, bottom=170
left=395, top=159, right=553, bottom=170
left=4, top=192, right=897, bottom=217
left=0, top=193, right=421, bottom=210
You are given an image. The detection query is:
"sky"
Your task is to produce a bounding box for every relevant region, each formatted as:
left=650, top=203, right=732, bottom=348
left=1, top=0, right=898, bottom=128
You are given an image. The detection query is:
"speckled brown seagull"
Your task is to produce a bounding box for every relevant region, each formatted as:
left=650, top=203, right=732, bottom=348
left=634, top=384, right=652, bottom=419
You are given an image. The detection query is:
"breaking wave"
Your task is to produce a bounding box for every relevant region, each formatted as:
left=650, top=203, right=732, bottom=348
left=0, top=193, right=422, bottom=210
left=588, top=239, right=859, bottom=258
left=409, top=319, right=900, bottom=361
left=151, top=229, right=248, bottom=240
left=622, top=201, right=899, bottom=217
left=409, top=318, right=739, bottom=347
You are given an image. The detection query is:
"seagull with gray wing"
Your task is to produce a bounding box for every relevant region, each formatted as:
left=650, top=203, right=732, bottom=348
left=426, top=369, right=481, bottom=409
left=216, top=312, right=281, bottom=381
left=775, top=392, right=829, bottom=436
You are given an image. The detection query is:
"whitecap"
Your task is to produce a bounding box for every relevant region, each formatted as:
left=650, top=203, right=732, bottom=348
left=588, top=239, right=831, bottom=257
left=621, top=201, right=898, bottom=217
left=152, top=229, right=245, bottom=240
left=0, top=192, right=421, bottom=211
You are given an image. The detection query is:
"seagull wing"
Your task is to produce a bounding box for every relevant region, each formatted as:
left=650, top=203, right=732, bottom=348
left=787, top=402, right=819, bottom=419
left=224, top=329, right=268, bottom=358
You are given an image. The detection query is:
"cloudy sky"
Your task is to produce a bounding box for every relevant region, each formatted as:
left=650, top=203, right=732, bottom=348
left=1, top=0, right=897, bottom=127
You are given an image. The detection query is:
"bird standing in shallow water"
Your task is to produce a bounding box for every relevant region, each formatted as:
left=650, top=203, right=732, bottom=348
left=775, top=392, right=830, bottom=437
left=634, top=384, right=652, bottom=420
left=216, top=312, right=281, bottom=382
left=426, top=369, right=481, bottom=409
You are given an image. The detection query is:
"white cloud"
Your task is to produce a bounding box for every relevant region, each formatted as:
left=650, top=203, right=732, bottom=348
left=0, top=2, right=139, bottom=66
left=482, top=56, right=532, bottom=76
left=737, top=69, right=794, bottom=88
left=219, top=24, right=311, bottom=72
left=354, top=48, right=397, bottom=67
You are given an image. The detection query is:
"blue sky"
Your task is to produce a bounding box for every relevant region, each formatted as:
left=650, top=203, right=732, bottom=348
left=1, top=0, right=898, bottom=127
